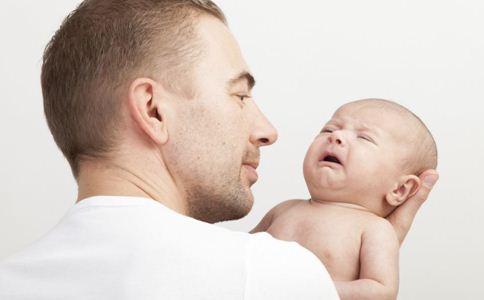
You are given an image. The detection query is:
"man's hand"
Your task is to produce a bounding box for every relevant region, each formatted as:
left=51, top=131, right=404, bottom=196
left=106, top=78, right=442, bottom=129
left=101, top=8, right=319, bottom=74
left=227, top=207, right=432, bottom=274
left=386, top=169, right=439, bottom=245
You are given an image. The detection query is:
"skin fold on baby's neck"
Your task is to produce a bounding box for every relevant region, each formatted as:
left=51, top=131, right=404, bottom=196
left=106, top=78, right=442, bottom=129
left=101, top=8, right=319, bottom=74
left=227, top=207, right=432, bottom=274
left=308, top=198, right=375, bottom=215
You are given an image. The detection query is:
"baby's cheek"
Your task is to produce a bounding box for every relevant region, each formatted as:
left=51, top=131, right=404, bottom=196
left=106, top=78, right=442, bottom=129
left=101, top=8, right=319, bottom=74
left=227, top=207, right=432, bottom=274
left=348, top=160, right=383, bottom=187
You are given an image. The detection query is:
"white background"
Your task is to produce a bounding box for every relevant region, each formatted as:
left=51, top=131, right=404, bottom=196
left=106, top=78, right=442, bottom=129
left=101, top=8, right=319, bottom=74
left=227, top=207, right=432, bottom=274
left=1, top=1, right=483, bottom=299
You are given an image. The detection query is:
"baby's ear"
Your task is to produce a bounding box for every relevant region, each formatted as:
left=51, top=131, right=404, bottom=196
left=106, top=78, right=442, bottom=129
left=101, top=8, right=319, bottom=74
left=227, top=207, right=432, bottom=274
left=385, top=175, right=421, bottom=207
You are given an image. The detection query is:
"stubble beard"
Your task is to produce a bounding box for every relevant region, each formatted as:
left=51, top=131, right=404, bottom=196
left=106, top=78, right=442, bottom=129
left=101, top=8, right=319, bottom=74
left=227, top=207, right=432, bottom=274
left=184, top=170, right=253, bottom=224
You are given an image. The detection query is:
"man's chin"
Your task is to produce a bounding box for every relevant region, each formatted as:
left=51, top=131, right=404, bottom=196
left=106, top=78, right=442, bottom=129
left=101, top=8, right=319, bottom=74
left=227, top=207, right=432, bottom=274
left=214, top=190, right=253, bottom=223
left=187, top=185, right=254, bottom=223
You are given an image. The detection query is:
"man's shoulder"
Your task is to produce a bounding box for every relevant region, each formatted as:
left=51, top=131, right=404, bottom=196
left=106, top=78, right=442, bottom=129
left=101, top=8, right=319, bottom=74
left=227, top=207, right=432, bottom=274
left=0, top=203, right=339, bottom=299
left=246, top=231, right=327, bottom=270
left=245, top=232, right=340, bottom=299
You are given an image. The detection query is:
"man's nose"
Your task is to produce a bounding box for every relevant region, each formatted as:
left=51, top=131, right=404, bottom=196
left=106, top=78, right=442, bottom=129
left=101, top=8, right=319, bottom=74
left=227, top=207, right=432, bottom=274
left=249, top=104, right=278, bottom=147
left=328, top=131, right=345, bottom=146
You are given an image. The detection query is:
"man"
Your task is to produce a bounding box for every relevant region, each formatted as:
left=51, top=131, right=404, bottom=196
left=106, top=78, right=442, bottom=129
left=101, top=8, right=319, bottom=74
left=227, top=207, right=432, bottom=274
left=0, top=0, right=438, bottom=299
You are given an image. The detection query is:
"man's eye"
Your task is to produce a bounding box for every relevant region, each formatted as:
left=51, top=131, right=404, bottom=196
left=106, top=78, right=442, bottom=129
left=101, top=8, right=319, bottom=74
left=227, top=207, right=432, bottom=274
left=237, top=95, right=249, bottom=102
left=321, top=129, right=333, bottom=133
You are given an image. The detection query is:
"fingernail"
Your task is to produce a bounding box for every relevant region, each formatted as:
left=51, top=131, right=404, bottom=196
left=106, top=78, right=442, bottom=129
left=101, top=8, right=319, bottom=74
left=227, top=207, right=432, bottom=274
left=423, top=175, right=438, bottom=187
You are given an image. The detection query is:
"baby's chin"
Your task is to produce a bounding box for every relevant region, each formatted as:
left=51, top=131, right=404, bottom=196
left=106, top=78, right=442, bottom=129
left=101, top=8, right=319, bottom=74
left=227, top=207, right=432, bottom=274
left=305, top=175, right=348, bottom=202
left=305, top=166, right=347, bottom=189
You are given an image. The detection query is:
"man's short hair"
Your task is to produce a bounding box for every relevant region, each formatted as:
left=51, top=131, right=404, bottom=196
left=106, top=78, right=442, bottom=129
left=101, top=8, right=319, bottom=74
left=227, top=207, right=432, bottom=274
left=41, top=0, right=226, bottom=179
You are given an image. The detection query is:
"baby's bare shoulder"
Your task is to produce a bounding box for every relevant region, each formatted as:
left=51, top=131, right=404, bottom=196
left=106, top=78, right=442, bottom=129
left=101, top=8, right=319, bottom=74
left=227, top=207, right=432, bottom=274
left=362, top=216, right=398, bottom=241
left=279, top=199, right=307, bottom=206
left=366, top=215, right=393, bottom=229
left=250, top=199, right=307, bottom=234
left=271, top=199, right=307, bottom=215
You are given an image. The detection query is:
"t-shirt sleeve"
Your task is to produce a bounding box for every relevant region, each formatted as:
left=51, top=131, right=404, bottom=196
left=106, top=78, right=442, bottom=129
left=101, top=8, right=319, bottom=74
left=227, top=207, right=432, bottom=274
left=244, top=232, right=340, bottom=300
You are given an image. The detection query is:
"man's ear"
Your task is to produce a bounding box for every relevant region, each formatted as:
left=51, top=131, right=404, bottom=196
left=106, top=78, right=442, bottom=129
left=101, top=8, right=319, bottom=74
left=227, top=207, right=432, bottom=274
left=127, top=78, right=170, bottom=145
left=385, top=175, right=421, bottom=207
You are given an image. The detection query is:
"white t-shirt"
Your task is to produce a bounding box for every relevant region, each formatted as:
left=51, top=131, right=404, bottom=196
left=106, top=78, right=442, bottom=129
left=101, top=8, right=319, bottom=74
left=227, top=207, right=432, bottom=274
left=0, top=196, right=339, bottom=300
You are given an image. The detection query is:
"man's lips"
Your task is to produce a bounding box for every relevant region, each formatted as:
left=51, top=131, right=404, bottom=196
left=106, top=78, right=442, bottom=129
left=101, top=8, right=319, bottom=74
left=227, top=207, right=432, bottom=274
left=242, top=161, right=259, bottom=182
left=243, top=161, right=259, bottom=169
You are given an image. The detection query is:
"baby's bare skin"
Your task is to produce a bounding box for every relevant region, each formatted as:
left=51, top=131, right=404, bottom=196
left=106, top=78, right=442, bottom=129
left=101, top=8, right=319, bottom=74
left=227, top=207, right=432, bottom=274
left=252, top=99, right=437, bottom=300
left=270, top=200, right=368, bottom=280
left=253, top=198, right=400, bottom=299
left=265, top=198, right=399, bottom=279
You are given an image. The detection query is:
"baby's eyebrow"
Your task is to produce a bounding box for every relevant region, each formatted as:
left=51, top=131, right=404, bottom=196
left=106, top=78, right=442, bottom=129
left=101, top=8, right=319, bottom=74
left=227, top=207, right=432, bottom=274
left=320, top=122, right=340, bottom=132
left=359, top=123, right=372, bottom=131
left=359, top=123, right=381, bottom=136
left=321, top=119, right=382, bottom=137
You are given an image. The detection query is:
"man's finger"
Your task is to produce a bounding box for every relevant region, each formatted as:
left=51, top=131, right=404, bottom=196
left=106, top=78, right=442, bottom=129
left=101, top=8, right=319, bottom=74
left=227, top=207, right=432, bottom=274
left=387, top=170, right=439, bottom=244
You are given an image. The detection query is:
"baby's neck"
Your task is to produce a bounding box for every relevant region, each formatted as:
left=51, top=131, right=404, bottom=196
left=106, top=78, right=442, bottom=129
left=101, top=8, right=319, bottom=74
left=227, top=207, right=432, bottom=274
left=309, top=198, right=375, bottom=214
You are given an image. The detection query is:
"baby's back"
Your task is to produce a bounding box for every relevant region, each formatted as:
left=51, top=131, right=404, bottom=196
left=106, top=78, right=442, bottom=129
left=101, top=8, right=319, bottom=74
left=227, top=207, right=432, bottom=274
left=266, top=199, right=382, bottom=281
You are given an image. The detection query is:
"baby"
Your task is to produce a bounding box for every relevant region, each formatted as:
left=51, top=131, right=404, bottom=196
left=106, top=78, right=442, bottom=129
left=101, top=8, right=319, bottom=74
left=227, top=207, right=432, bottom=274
left=251, top=99, right=438, bottom=300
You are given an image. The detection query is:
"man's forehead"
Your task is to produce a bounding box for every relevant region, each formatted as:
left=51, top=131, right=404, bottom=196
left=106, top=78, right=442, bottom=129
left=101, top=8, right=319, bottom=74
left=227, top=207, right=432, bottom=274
left=195, top=16, right=252, bottom=85
left=197, top=16, right=243, bottom=61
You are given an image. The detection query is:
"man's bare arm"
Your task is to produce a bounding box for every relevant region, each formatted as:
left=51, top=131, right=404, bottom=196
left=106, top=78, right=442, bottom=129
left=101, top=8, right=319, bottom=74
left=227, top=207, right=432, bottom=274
left=386, top=169, right=439, bottom=244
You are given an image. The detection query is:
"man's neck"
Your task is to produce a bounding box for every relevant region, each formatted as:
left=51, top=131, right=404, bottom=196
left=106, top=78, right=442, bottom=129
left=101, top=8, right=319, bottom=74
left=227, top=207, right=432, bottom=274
left=76, top=158, right=188, bottom=216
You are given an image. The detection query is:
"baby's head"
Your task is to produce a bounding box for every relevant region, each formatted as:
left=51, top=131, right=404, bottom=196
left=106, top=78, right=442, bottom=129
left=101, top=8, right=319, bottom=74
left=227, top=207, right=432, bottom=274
left=303, top=99, right=438, bottom=217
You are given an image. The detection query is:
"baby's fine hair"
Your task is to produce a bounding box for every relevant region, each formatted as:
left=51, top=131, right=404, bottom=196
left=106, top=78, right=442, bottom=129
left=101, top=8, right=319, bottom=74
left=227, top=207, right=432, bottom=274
left=350, top=98, right=438, bottom=175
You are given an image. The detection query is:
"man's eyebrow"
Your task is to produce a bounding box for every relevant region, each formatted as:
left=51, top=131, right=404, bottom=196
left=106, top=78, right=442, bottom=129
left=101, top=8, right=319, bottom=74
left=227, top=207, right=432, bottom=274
left=227, top=71, right=256, bottom=90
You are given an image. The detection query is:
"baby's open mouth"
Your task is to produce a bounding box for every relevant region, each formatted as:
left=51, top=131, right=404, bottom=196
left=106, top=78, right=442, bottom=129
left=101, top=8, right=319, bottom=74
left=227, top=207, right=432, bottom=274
left=322, top=155, right=342, bottom=165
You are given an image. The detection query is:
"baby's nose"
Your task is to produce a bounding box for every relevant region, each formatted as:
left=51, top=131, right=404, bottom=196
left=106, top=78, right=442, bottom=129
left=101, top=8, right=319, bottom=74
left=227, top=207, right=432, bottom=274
left=328, top=132, right=344, bottom=146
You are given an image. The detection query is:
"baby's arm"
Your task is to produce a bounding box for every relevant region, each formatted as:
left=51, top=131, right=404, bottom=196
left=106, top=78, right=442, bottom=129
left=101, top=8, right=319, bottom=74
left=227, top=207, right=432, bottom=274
left=335, top=219, right=400, bottom=300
